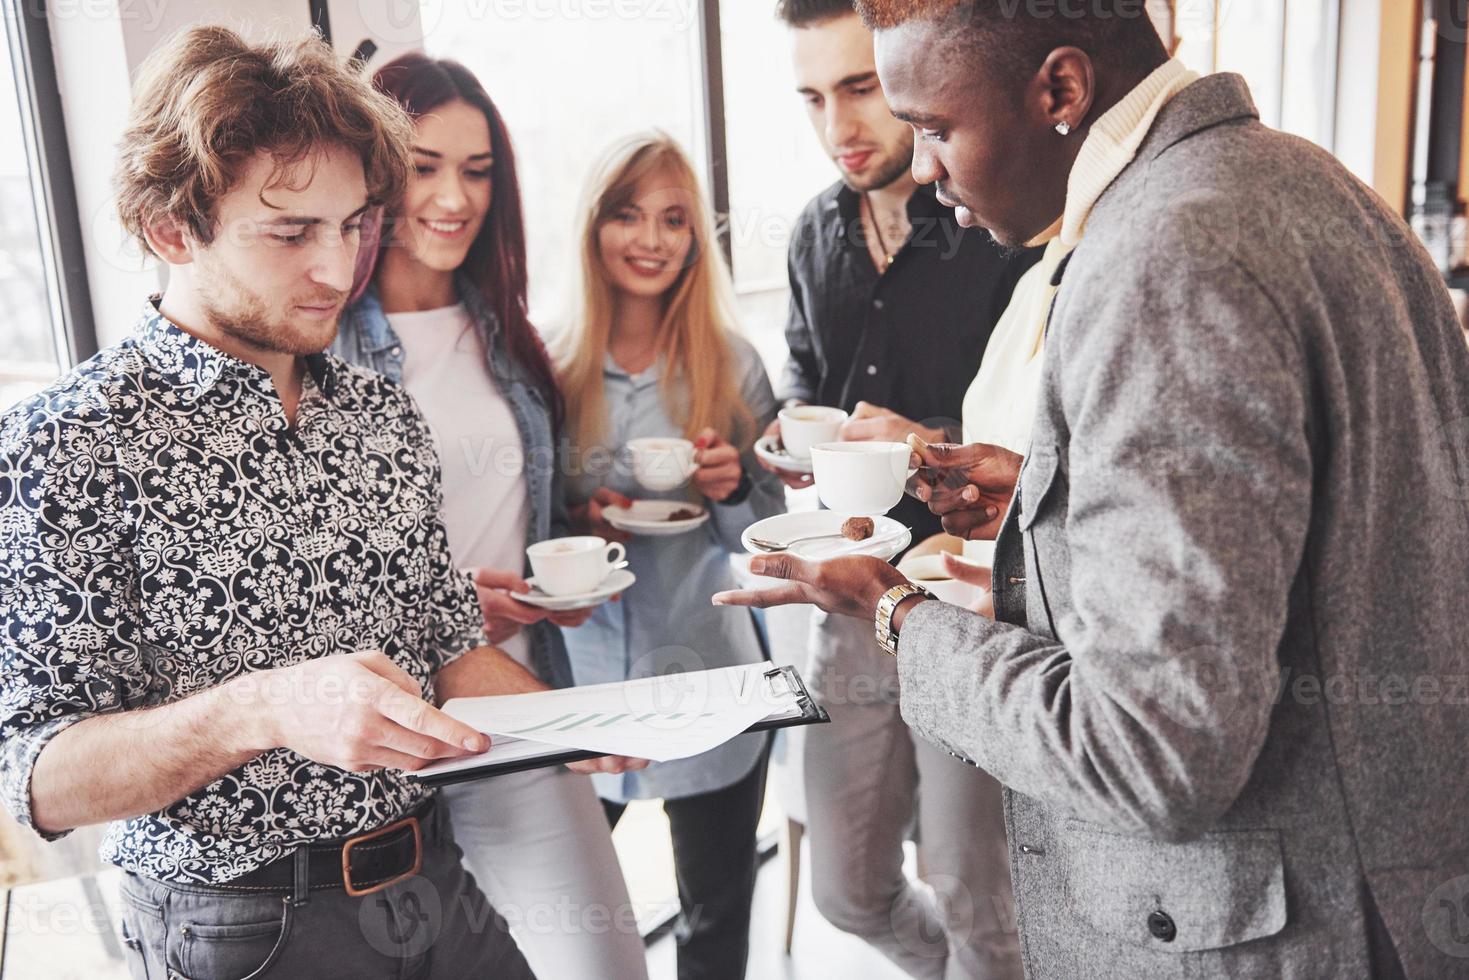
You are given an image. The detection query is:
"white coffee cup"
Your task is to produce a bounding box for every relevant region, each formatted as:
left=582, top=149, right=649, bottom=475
left=527, top=536, right=627, bottom=597
left=809, top=441, right=914, bottom=516
left=778, top=406, right=849, bottom=460
left=627, top=437, right=698, bottom=492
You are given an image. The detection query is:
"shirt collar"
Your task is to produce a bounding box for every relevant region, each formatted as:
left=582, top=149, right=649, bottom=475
left=1061, top=58, right=1200, bottom=246
left=135, top=300, right=234, bottom=401
left=136, top=298, right=339, bottom=402
left=602, top=351, right=661, bottom=388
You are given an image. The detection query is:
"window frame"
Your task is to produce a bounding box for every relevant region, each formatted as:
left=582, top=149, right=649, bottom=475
left=697, top=0, right=733, bottom=265
left=3, top=0, right=97, bottom=366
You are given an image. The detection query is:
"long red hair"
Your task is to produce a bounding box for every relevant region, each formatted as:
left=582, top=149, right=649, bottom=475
left=355, top=53, right=561, bottom=427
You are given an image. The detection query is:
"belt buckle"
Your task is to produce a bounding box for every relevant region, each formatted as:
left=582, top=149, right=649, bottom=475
left=341, top=815, right=422, bottom=897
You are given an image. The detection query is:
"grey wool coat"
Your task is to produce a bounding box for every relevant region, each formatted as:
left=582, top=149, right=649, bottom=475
left=896, top=73, right=1469, bottom=978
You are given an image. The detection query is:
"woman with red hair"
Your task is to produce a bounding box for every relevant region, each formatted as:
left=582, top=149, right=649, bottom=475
left=334, top=53, right=648, bottom=979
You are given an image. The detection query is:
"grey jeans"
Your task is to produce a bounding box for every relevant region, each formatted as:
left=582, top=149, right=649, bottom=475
left=802, top=611, right=1021, bottom=980
left=116, top=799, right=535, bottom=980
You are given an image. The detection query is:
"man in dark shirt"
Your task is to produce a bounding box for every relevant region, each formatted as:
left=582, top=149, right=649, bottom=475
left=768, top=3, right=1036, bottom=977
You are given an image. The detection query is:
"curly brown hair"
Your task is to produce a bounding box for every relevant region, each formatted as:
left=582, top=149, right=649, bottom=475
left=113, top=26, right=414, bottom=256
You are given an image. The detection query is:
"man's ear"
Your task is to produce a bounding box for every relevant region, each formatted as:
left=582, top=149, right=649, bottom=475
left=1033, top=46, right=1096, bottom=131
left=142, top=216, right=195, bottom=265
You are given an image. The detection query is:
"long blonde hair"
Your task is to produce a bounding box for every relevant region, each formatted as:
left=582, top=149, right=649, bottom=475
left=553, top=132, right=753, bottom=450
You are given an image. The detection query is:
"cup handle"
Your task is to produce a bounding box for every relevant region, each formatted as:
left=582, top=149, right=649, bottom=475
left=604, top=542, right=627, bottom=568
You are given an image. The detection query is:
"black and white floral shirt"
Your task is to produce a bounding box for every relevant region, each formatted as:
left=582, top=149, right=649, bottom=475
left=0, top=303, right=484, bottom=885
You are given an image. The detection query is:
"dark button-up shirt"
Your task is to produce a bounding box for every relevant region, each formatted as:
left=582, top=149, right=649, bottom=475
left=780, top=181, right=1041, bottom=544
left=0, top=303, right=483, bottom=885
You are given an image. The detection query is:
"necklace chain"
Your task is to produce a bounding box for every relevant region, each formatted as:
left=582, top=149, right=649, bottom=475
left=863, top=192, right=897, bottom=269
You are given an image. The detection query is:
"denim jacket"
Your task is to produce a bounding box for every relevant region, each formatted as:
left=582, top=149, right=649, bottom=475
left=333, top=277, right=574, bottom=689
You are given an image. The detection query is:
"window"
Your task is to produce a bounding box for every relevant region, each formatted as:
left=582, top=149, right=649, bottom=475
left=420, top=2, right=707, bottom=330
left=1174, top=0, right=1342, bottom=151
left=0, top=10, right=64, bottom=411
left=416, top=2, right=837, bottom=379
left=719, top=3, right=839, bottom=375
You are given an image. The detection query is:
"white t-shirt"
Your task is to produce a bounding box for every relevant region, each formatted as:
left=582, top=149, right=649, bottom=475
left=390, top=303, right=532, bottom=668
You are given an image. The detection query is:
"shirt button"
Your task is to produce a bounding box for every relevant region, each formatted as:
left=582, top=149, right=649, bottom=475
left=1148, top=910, right=1177, bottom=943
left=866, top=365, right=878, bottom=376
left=391, top=346, right=402, bottom=357
left=872, top=298, right=885, bottom=310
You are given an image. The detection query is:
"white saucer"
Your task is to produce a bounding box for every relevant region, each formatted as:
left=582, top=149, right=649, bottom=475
left=754, top=436, right=813, bottom=475
left=513, top=569, right=636, bottom=611
left=604, top=500, right=710, bottom=537
left=741, top=512, right=910, bottom=562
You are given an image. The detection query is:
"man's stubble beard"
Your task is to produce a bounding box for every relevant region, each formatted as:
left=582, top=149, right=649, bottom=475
left=198, top=260, right=340, bottom=357
left=844, top=136, right=916, bottom=195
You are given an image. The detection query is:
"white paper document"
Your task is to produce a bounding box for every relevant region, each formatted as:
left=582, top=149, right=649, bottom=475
left=412, top=663, right=803, bottom=781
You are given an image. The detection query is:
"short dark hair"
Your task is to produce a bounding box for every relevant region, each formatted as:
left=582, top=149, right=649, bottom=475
left=775, top=0, right=857, bottom=27
left=853, top=0, right=1166, bottom=80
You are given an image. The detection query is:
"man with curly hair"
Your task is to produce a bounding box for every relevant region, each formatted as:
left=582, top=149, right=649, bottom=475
left=0, top=26, right=632, bottom=978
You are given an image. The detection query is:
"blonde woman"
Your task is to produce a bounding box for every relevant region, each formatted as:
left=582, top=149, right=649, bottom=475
left=552, top=132, right=785, bottom=980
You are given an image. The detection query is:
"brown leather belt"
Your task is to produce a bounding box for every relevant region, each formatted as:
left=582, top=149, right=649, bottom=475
left=213, top=797, right=432, bottom=897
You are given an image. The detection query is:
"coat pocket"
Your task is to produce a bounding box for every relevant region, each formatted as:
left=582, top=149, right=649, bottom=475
left=1059, top=820, right=1288, bottom=953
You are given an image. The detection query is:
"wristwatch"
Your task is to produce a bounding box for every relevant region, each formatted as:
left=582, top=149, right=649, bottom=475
left=874, top=583, right=935, bottom=657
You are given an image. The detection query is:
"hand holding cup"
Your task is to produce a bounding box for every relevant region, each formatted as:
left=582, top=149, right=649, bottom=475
left=907, top=434, right=1023, bottom=541
left=692, top=428, right=743, bottom=502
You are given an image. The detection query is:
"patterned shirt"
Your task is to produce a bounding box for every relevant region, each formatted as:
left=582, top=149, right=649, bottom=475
left=0, top=302, right=484, bottom=885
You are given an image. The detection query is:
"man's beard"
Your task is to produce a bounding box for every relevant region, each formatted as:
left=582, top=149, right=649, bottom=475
left=198, top=261, right=342, bottom=357
left=843, top=144, right=915, bottom=194
left=983, top=230, right=1029, bottom=259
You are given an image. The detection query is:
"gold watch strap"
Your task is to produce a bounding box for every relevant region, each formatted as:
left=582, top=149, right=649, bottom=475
left=875, top=583, right=934, bottom=657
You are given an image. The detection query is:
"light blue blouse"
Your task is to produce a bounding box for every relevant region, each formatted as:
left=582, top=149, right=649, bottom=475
left=561, top=335, right=786, bottom=802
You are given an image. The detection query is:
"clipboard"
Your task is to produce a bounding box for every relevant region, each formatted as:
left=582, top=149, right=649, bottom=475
left=409, top=665, right=829, bottom=788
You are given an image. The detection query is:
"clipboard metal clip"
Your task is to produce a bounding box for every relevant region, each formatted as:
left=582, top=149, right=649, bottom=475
left=764, top=665, right=796, bottom=700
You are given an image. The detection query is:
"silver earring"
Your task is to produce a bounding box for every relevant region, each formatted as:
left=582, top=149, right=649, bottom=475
left=1055, top=120, right=1072, bottom=136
